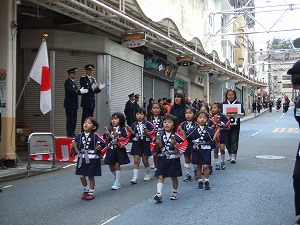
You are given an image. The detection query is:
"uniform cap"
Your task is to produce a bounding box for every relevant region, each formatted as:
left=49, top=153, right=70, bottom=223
left=287, top=60, right=300, bottom=74
left=67, top=68, right=77, bottom=73
left=134, top=94, right=140, bottom=98
left=128, top=93, right=134, bottom=97
left=84, top=64, right=94, bottom=70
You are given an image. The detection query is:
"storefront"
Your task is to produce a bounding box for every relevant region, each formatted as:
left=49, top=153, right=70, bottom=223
left=20, top=29, right=143, bottom=136
left=142, top=50, right=178, bottom=102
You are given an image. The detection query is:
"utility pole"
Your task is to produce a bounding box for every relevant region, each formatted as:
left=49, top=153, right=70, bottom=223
left=268, top=59, right=272, bottom=101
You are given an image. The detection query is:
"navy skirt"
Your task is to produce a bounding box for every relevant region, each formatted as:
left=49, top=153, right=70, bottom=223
left=130, top=139, right=151, bottom=156
left=104, top=147, right=130, bottom=165
left=184, top=143, right=193, bottom=156
left=156, top=156, right=182, bottom=178
left=192, top=149, right=211, bottom=166
left=75, top=158, right=101, bottom=176
left=220, top=130, right=227, bottom=144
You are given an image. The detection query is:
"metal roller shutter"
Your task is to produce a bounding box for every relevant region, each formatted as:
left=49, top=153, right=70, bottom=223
left=54, top=51, right=97, bottom=136
left=23, top=49, right=50, bottom=132
left=154, top=79, right=170, bottom=100
left=143, top=75, right=153, bottom=103
left=191, top=83, right=204, bottom=100
left=110, top=57, right=142, bottom=114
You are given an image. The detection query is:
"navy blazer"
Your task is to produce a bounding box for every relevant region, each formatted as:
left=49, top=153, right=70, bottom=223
left=80, top=75, right=101, bottom=109
left=64, top=77, right=80, bottom=109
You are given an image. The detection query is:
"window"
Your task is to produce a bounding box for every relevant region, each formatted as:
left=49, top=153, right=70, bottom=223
left=282, top=83, right=292, bottom=88
left=282, top=75, right=291, bottom=80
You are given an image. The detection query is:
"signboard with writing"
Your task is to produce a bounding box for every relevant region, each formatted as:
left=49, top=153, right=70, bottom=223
left=28, top=133, right=54, bottom=155
left=143, top=49, right=178, bottom=82
left=259, top=52, right=300, bottom=62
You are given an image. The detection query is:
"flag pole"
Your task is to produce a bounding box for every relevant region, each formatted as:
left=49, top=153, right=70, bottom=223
left=16, top=34, right=48, bottom=110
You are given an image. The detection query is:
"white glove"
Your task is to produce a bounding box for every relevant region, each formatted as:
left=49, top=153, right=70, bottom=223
left=91, top=83, right=97, bottom=90
left=99, top=83, right=106, bottom=90
left=79, top=87, right=88, bottom=94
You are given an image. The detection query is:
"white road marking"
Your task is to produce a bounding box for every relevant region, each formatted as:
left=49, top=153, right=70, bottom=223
left=2, top=185, right=13, bottom=189
left=62, top=163, right=76, bottom=169
left=251, top=130, right=262, bottom=136
left=280, top=113, right=285, bottom=118
left=101, top=214, right=121, bottom=225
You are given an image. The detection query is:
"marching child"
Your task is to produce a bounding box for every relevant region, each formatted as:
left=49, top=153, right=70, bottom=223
left=190, top=111, right=215, bottom=190
left=147, top=102, right=165, bottom=173
left=72, top=117, right=107, bottom=201
left=199, top=104, right=215, bottom=175
left=103, top=112, right=130, bottom=190
left=128, top=107, right=156, bottom=184
left=153, top=114, right=188, bottom=203
left=178, top=108, right=197, bottom=181
left=210, top=102, right=230, bottom=170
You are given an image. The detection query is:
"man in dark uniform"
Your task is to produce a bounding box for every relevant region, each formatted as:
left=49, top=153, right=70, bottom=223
left=80, top=64, right=105, bottom=131
left=287, top=60, right=300, bottom=225
left=124, top=93, right=136, bottom=126
left=64, top=68, right=88, bottom=137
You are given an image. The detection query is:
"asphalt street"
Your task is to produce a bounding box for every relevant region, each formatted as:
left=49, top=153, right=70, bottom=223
left=0, top=108, right=299, bottom=225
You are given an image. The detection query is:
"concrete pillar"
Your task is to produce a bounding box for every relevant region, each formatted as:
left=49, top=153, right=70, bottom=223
left=243, top=86, right=249, bottom=115
left=170, top=83, right=174, bottom=103
left=0, top=0, right=17, bottom=163
left=203, top=73, right=210, bottom=104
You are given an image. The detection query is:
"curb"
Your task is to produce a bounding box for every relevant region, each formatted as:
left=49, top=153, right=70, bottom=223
left=241, top=109, right=268, bottom=123
left=0, top=165, right=61, bottom=183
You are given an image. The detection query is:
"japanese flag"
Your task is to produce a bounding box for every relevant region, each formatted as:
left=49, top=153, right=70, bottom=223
left=29, top=39, right=51, bottom=114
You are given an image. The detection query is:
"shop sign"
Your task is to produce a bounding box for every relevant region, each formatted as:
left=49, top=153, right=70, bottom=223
left=177, top=61, right=194, bottom=66
left=259, top=52, right=300, bottom=62
left=122, top=40, right=145, bottom=48
left=143, top=49, right=178, bottom=82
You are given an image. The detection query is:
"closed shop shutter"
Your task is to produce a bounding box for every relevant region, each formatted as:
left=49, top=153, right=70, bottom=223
left=143, top=75, right=153, bottom=102
left=54, top=51, right=97, bottom=136
left=110, top=57, right=142, bottom=114
left=154, top=79, right=170, bottom=100
left=23, top=49, right=50, bottom=132
left=191, top=83, right=204, bottom=100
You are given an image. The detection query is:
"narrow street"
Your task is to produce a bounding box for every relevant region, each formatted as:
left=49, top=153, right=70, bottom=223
left=0, top=108, right=298, bottom=225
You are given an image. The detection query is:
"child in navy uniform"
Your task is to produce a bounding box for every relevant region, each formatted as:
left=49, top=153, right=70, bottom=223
left=189, top=111, right=215, bottom=190
left=178, top=108, right=197, bottom=181
left=103, top=112, right=130, bottom=190
left=128, top=107, right=156, bottom=184
left=148, top=103, right=165, bottom=173
left=211, top=102, right=230, bottom=170
left=153, top=114, right=188, bottom=203
left=72, top=117, right=107, bottom=201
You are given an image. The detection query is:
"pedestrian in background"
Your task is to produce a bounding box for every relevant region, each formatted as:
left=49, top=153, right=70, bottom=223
left=146, top=98, right=155, bottom=117
left=287, top=60, right=300, bottom=225
left=252, top=100, right=257, bottom=114
left=72, top=117, right=107, bottom=201
left=124, top=93, right=137, bottom=126
left=134, top=94, right=140, bottom=108
left=257, top=100, right=261, bottom=113
left=268, top=101, right=273, bottom=113
left=222, top=89, right=244, bottom=163
left=170, top=93, right=189, bottom=124
left=64, top=68, right=88, bottom=137
left=80, top=64, right=105, bottom=131
left=192, top=98, right=200, bottom=112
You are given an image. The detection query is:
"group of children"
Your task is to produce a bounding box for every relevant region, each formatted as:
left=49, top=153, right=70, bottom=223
left=72, top=101, right=230, bottom=203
